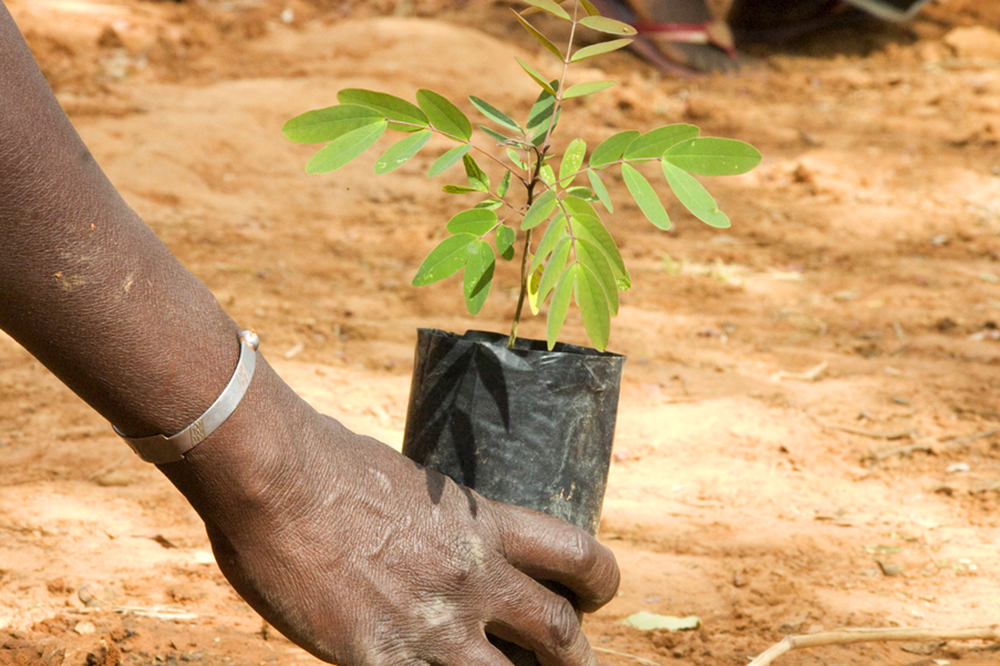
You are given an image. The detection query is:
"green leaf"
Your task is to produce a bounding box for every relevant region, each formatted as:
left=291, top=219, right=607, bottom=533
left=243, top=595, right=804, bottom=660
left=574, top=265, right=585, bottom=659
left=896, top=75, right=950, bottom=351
left=531, top=107, right=561, bottom=146
left=587, top=169, right=613, bottom=212
left=519, top=0, right=570, bottom=20
left=495, top=225, right=516, bottom=260
left=590, top=130, right=639, bottom=168
left=283, top=104, right=385, bottom=145
left=443, top=184, right=481, bottom=194
left=507, top=148, right=527, bottom=169
left=571, top=38, right=633, bottom=62
left=374, top=129, right=432, bottom=175
left=563, top=80, right=615, bottom=99
left=576, top=262, right=611, bottom=351
left=305, top=121, right=387, bottom=173
left=576, top=237, right=619, bottom=316
left=566, top=186, right=597, bottom=201
left=661, top=161, right=730, bottom=228
left=446, top=208, right=498, bottom=236
left=475, top=199, right=504, bottom=210
left=511, top=10, right=563, bottom=60
left=412, top=233, right=476, bottom=286
left=522, top=189, right=558, bottom=230
left=526, top=87, right=557, bottom=133
left=559, top=138, right=586, bottom=188
left=336, top=89, right=428, bottom=132
left=469, top=96, right=523, bottom=133
left=568, top=212, right=629, bottom=289
left=416, top=89, right=473, bottom=141
left=539, top=237, right=572, bottom=305
left=546, top=263, right=577, bottom=349
left=498, top=170, right=512, bottom=197
left=515, top=57, right=557, bottom=97
left=621, top=163, right=670, bottom=230
left=538, top=164, right=555, bottom=187
left=463, top=240, right=495, bottom=315
left=624, top=124, right=700, bottom=160
left=463, top=154, right=490, bottom=192
left=527, top=268, right=542, bottom=315
left=530, top=214, right=567, bottom=274
left=579, top=15, right=638, bottom=35
left=476, top=126, right=510, bottom=144
left=663, top=138, right=762, bottom=176
left=428, top=144, right=472, bottom=177
left=578, top=0, right=600, bottom=16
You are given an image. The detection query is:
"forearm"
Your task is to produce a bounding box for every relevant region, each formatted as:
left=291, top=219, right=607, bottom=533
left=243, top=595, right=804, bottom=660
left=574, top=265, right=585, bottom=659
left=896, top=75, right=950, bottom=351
left=1, top=3, right=238, bottom=438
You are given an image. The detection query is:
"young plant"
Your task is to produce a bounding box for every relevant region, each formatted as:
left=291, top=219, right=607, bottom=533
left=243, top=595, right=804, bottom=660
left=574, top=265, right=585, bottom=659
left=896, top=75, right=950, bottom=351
left=282, top=0, right=760, bottom=352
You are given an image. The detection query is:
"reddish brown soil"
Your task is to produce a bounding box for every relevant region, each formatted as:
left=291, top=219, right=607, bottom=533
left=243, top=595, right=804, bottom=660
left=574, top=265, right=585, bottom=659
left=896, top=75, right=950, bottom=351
left=2, top=1, right=1000, bottom=665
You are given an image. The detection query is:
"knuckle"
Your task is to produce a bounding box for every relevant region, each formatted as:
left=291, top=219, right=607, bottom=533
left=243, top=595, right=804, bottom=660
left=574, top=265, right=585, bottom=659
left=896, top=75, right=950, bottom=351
left=543, top=596, right=581, bottom=652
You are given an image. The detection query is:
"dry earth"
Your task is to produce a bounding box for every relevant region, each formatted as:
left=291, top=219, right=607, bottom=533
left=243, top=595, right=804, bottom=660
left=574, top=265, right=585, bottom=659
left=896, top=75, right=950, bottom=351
left=2, top=1, right=1000, bottom=665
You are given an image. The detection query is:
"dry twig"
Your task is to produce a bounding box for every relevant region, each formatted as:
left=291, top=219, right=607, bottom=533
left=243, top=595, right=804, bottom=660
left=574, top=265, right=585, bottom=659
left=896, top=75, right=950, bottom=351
left=593, top=646, right=662, bottom=666
left=873, top=428, right=998, bottom=461
left=747, top=625, right=999, bottom=666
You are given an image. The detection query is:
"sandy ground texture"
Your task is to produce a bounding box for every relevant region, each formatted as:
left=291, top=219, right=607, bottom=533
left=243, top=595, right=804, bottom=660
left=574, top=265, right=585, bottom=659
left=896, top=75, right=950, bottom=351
left=3, top=0, right=1000, bottom=665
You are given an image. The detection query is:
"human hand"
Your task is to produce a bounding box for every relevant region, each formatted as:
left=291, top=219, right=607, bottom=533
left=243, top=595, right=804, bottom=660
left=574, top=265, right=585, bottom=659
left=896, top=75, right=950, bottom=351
left=160, top=359, right=619, bottom=666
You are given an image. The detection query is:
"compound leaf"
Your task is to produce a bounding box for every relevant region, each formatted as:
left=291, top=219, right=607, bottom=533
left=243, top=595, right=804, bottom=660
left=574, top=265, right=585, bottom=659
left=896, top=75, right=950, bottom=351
left=446, top=208, right=498, bottom=236
left=336, top=89, right=428, bottom=132
left=576, top=263, right=611, bottom=351
left=662, top=161, right=730, bottom=228
left=624, top=124, right=699, bottom=160
left=428, top=144, right=472, bottom=177
left=374, top=129, right=432, bottom=175
left=283, top=104, right=385, bottom=144
left=305, top=121, right=387, bottom=173
left=563, top=80, right=615, bottom=99
left=663, top=137, right=762, bottom=176
left=590, top=130, right=639, bottom=168
left=521, top=189, right=558, bottom=230
left=559, top=138, right=586, bottom=187
left=622, top=163, right=670, bottom=230
left=417, top=89, right=473, bottom=141
left=412, top=233, right=477, bottom=286
left=571, top=38, right=632, bottom=62
left=463, top=240, right=495, bottom=315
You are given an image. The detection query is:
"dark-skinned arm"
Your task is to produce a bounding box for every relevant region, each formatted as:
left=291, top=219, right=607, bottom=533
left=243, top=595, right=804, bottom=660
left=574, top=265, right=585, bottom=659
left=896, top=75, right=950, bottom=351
left=0, top=6, right=619, bottom=666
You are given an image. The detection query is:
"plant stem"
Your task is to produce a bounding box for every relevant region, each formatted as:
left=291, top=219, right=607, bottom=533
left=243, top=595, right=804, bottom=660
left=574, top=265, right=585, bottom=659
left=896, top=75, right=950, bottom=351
left=508, top=227, right=533, bottom=348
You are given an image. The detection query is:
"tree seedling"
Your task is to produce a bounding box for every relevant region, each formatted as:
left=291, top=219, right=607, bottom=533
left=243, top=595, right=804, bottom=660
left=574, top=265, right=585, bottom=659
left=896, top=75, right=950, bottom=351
left=283, top=0, right=761, bottom=352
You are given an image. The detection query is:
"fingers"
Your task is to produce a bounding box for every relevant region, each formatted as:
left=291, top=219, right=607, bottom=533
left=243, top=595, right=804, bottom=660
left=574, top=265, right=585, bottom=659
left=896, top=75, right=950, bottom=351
left=485, top=570, right=599, bottom=666
left=491, top=503, right=619, bottom=613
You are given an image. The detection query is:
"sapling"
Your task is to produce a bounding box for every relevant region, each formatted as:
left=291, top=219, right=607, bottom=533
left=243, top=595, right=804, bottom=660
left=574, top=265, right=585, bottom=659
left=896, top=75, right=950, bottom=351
left=282, top=0, right=760, bottom=352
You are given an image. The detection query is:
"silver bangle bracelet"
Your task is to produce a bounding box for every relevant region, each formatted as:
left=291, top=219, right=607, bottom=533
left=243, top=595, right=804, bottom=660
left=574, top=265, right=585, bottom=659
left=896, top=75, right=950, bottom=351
left=113, top=329, right=260, bottom=465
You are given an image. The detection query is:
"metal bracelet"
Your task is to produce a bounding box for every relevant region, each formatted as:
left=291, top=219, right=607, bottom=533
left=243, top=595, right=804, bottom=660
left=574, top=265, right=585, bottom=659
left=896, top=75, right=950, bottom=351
left=113, top=330, right=260, bottom=465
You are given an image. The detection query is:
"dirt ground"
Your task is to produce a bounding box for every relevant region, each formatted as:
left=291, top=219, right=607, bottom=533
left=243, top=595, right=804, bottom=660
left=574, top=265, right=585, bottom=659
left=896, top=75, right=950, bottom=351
left=3, top=0, right=1000, bottom=664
